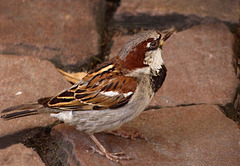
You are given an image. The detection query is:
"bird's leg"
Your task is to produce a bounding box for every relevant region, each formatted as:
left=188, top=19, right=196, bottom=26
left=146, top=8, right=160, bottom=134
left=89, top=134, right=132, bottom=162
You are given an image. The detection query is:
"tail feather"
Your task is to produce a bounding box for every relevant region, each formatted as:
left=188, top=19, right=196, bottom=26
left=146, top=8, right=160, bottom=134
left=1, top=97, right=61, bottom=120
left=1, top=103, right=39, bottom=113
left=1, top=103, right=44, bottom=120
left=1, top=110, right=39, bottom=120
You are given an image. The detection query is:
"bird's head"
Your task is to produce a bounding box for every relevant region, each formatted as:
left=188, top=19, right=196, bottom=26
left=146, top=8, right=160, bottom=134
left=118, top=29, right=174, bottom=77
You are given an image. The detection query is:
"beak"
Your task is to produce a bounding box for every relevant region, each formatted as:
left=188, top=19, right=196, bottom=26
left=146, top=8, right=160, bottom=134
left=159, top=28, right=175, bottom=47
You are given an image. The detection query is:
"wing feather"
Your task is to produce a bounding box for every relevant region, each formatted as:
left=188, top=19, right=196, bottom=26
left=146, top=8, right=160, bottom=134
left=47, top=63, right=137, bottom=111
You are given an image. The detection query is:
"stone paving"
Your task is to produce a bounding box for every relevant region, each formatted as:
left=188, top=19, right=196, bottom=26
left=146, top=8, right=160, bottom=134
left=0, top=0, right=239, bottom=166
left=0, top=0, right=105, bottom=69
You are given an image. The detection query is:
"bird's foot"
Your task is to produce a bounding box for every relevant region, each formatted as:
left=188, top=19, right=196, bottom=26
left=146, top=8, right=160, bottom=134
left=89, top=134, right=132, bottom=163
left=91, top=146, right=132, bottom=163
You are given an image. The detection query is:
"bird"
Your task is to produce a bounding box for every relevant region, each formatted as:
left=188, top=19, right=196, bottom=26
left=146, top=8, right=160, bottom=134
left=1, top=29, right=174, bottom=162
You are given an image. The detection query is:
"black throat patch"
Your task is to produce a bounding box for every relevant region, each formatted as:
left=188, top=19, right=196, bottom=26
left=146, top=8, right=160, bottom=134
left=150, top=65, right=167, bottom=93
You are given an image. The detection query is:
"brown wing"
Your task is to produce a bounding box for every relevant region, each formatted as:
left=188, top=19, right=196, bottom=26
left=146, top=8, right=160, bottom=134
left=46, top=62, right=137, bottom=111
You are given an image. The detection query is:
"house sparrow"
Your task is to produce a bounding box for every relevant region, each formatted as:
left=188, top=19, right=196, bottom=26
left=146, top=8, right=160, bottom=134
left=1, top=29, right=174, bottom=162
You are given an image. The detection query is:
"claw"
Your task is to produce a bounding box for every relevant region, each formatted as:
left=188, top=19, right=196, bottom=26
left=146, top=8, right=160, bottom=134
left=89, top=134, right=132, bottom=163
left=112, top=151, right=126, bottom=156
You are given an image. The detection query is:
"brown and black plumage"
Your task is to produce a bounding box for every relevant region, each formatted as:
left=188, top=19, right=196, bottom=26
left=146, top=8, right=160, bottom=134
left=1, top=29, right=174, bottom=162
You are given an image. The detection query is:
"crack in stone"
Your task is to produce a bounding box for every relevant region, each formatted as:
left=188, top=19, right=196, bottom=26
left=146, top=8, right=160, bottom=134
left=0, top=125, right=65, bottom=166
left=1, top=1, right=239, bottom=165
left=145, top=102, right=240, bottom=124
left=145, top=103, right=207, bottom=111
left=113, top=13, right=238, bottom=33
left=218, top=103, right=240, bottom=124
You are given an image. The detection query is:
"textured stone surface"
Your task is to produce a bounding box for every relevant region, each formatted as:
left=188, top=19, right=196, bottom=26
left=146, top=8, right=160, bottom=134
left=110, top=35, right=132, bottom=59
left=0, top=143, right=45, bottom=166
left=51, top=105, right=240, bottom=166
left=115, top=0, right=239, bottom=23
left=0, top=55, right=71, bottom=137
left=0, top=0, right=106, bottom=67
left=110, top=24, right=238, bottom=107
left=0, top=1, right=238, bottom=165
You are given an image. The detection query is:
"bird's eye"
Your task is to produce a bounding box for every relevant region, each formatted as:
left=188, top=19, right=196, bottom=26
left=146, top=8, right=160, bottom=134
left=149, top=40, right=159, bottom=50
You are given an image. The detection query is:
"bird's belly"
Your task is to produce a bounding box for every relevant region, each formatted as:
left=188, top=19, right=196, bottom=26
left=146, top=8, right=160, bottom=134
left=51, top=95, right=152, bottom=134
left=51, top=76, right=154, bottom=134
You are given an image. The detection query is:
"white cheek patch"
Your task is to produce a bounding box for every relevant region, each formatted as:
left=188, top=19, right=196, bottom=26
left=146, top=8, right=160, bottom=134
left=128, top=48, right=163, bottom=77
left=144, top=55, right=153, bottom=64
left=144, top=48, right=164, bottom=71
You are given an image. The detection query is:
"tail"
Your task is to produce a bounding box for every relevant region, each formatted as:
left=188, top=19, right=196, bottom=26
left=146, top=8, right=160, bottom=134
left=1, top=97, right=52, bottom=120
